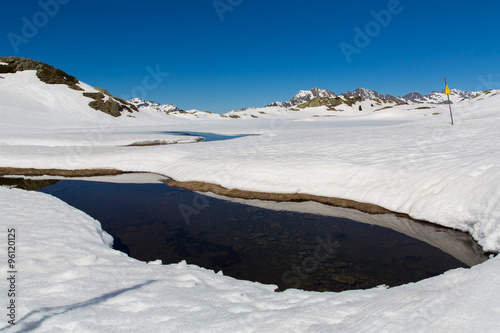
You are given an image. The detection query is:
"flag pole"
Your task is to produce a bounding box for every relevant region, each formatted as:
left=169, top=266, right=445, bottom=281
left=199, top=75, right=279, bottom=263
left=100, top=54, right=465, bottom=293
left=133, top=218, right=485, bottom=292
left=444, top=77, right=454, bottom=125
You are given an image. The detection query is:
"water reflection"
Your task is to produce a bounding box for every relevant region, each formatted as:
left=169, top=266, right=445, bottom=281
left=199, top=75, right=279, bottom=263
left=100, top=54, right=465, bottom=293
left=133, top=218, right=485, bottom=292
left=161, top=131, right=251, bottom=142
left=206, top=194, right=487, bottom=267
left=1, top=174, right=488, bottom=292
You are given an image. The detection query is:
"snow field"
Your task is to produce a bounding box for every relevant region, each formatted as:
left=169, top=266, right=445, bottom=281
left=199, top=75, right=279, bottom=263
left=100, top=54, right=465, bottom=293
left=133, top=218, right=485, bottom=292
left=1, top=70, right=500, bottom=331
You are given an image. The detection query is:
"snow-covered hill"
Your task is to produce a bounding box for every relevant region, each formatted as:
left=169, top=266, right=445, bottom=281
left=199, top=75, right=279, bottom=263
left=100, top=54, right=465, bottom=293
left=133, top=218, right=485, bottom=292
left=0, top=56, right=141, bottom=120
left=0, top=57, right=229, bottom=129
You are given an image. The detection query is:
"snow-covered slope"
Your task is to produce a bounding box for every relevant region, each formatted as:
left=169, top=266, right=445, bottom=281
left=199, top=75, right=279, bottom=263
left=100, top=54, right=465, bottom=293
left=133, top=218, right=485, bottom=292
left=2, top=185, right=500, bottom=332
left=0, top=70, right=218, bottom=146
left=0, top=70, right=120, bottom=128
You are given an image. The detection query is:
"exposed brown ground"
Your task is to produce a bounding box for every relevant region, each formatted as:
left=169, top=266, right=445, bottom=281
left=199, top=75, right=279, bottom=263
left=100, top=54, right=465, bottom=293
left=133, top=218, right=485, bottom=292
left=0, top=177, right=61, bottom=191
left=0, top=167, right=124, bottom=177
left=165, top=179, right=393, bottom=215
left=126, top=142, right=176, bottom=147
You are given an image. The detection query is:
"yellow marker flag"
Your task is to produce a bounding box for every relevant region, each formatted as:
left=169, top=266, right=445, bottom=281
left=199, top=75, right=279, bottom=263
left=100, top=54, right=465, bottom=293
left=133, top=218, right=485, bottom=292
left=445, top=84, right=451, bottom=95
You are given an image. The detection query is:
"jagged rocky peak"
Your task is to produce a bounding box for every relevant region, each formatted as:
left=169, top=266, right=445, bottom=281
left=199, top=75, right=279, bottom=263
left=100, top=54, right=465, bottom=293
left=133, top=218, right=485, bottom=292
left=428, top=89, right=478, bottom=100
left=295, top=88, right=337, bottom=100
left=400, top=89, right=479, bottom=104
left=266, top=101, right=285, bottom=107
left=384, top=94, right=398, bottom=101
left=128, top=98, right=180, bottom=112
left=266, top=88, right=336, bottom=108
left=402, top=92, right=425, bottom=102
left=343, top=88, right=384, bottom=100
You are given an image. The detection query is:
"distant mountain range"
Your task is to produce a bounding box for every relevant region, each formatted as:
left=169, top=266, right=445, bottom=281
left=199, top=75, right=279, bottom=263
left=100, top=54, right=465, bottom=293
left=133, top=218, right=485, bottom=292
left=129, top=98, right=180, bottom=113
left=127, top=86, right=480, bottom=116
left=266, top=87, right=480, bottom=109
left=400, top=89, right=478, bottom=104
left=266, top=88, right=337, bottom=108
left=0, top=56, right=481, bottom=118
left=130, top=87, right=480, bottom=115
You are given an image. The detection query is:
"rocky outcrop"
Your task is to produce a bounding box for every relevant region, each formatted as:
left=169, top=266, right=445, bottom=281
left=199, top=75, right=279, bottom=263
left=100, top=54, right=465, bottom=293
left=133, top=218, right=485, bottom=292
left=266, top=88, right=337, bottom=108
left=0, top=56, right=83, bottom=91
left=83, top=89, right=138, bottom=117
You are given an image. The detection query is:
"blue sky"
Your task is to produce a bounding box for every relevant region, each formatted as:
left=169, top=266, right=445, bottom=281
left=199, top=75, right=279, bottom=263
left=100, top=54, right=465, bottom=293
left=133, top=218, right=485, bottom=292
left=2, top=0, right=500, bottom=113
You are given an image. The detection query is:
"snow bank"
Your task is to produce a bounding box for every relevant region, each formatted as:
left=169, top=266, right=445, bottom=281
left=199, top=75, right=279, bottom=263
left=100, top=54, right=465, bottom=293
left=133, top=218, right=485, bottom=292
left=204, top=193, right=487, bottom=267
left=1, top=187, right=500, bottom=332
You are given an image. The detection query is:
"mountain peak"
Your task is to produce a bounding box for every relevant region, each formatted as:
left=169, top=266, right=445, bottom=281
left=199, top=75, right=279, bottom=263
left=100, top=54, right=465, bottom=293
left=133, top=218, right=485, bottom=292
left=343, top=88, right=384, bottom=100
left=266, top=88, right=336, bottom=108
left=129, top=98, right=180, bottom=113
left=402, top=89, right=479, bottom=104
left=267, top=86, right=480, bottom=109
left=402, top=92, right=424, bottom=102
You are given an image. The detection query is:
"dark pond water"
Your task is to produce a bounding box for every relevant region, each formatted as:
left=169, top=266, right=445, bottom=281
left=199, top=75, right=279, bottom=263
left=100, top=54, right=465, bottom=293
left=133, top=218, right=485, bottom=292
left=1, top=175, right=488, bottom=292
left=163, top=131, right=251, bottom=142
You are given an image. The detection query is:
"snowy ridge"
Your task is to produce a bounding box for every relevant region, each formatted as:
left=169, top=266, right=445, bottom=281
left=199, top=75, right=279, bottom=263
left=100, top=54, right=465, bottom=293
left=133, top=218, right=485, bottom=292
left=128, top=98, right=224, bottom=119
left=343, top=87, right=479, bottom=104
left=268, top=87, right=480, bottom=111
left=401, top=89, right=480, bottom=104
left=343, top=87, right=384, bottom=100
left=267, top=88, right=337, bottom=108
left=129, top=97, right=180, bottom=113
